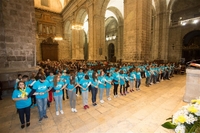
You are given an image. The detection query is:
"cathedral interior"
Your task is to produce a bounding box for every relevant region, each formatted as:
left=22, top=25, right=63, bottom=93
left=0, top=0, right=200, bottom=132
left=1, top=0, right=200, bottom=69
left=0, top=0, right=200, bottom=82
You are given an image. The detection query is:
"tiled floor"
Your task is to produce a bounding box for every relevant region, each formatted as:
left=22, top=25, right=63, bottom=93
left=0, top=75, right=188, bottom=133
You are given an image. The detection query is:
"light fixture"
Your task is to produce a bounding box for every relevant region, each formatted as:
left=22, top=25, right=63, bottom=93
left=72, top=24, right=83, bottom=30
left=106, top=36, right=109, bottom=41
left=193, top=19, right=199, bottom=24
left=181, top=21, right=187, bottom=26
left=112, top=35, right=116, bottom=40
left=54, top=37, right=63, bottom=41
left=179, top=17, right=200, bottom=26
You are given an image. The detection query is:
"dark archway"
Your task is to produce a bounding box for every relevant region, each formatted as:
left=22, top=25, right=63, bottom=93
left=182, top=30, right=200, bottom=63
left=108, top=43, right=115, bottom=62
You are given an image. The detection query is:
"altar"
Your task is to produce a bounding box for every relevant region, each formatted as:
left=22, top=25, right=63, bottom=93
left=183, top=67, right=200, bottom=102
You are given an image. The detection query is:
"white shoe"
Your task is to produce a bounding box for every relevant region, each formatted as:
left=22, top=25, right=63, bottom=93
left=114, top=95, right=116, bottom=98
left=107, top=97, right=111, bottom=101
left=60, top=110, right=64, bottom=114
left=71, top=108, right=74, bottom=112
left=74, top=108, right=77, bottom=113
left=76, top=94, right=79, bottom=97
left=100, top=100, right=104, bottom=103
left=56, top=111, right=59, bottom=115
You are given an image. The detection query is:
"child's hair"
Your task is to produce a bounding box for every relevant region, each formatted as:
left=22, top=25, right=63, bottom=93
left=92, top=71, right=97, bottom=81
left=85, top=75, right=89, bottom=79
left=17, top=81, right=25, bottom=90
left=70, top=72, right=76, bottom=85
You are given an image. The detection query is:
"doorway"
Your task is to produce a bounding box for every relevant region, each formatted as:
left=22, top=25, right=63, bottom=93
left=41, top=37, right=58, bottom=61
left=108, top=43, right=115, bottom=62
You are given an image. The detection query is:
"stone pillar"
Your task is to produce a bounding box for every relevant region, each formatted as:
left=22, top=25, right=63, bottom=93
left=157, top=11, right=170, bottom=61
left=151, top=0, right=171, bottom=62
left=88, top=2, right=105, bottom=61
left=88, top=3, right=95, bottom=60
left=123, top=0, right=151, bottom=62
left=118, top=25, right=123, bottom=61
left=0, top=0, right=36, bottom=68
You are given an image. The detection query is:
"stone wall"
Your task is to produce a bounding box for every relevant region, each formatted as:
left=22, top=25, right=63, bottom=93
left=35, top=8, right=71, bottom=61
left=168, top=0, right=200, bottom=62
left=0, top=0, right=36, bottom=68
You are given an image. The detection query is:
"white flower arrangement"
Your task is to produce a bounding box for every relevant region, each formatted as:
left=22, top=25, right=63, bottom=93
left=162, top=98, right=200, bottom=133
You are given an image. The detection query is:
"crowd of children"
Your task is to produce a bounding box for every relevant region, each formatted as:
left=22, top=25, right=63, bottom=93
left=12, top=60, right=176, bottom=128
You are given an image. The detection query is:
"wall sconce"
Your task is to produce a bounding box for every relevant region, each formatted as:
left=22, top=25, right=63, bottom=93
left=54, top=37, right=63, bottom=41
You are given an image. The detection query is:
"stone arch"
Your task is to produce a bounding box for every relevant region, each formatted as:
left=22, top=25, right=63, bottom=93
left=75, top=8, right=88, bottom=24
left=107, top=6, right=123, bottom=26
left=182, top=30, right=200, bottom=63
left=64, top=20, right=71, bottom=40
left=72, top=8, right=89, bottom=60
left=104, top=1, right=124, bottom=61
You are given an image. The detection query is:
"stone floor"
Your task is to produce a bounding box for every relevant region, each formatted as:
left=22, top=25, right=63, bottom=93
left=0, top=75, right=188, bottom=133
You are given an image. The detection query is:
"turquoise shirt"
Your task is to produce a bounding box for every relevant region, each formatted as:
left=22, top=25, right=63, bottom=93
left=33, top=80, right=50, bottom=99
left=79, top=78, right=91, bottom=91
left=98, top=76, right=106, bottom=89
left=105, top=76, right=113, bottom=89
left=51, top=81, right=65, bottom=96
left=12, top=87, right=31, bottom=109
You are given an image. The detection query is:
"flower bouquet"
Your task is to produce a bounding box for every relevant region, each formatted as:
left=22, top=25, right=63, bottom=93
left=162, top=98, right=200, bottom=133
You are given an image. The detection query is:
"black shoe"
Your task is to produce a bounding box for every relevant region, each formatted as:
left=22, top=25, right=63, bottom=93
left=47, top=101, right=50, bottom=107
left=39, top=118, right=43, bottom=123
left=26, top=122, right=30, bottom=127
left=21, top=124, right=25, bottom=129
left=43, top=115, right=48, bottom=118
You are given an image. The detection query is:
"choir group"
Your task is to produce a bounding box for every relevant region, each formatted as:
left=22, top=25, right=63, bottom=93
left=12, top=61, right=176, bottom=129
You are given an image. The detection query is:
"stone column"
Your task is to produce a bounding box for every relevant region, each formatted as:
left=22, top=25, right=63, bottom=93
left=88, top=2, right=95, bottom=61
left=117, top=25, right=123, bottom=61
left=152, top=0, right=171, bottom=62
left=123, top=0, right=151, bottom=62
left=88, top=2, right=105, bottom=61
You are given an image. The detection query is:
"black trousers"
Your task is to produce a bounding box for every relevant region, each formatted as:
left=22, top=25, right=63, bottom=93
left=76, top=87, right=82, bottom=95
left=113, top=84, right=119, bottom=95
left=62, top=89, right=68, bottom=100
left=18, top=106, right=30, bottom=124
left=125, top=81, right=129, bottom=91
